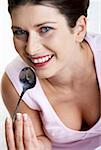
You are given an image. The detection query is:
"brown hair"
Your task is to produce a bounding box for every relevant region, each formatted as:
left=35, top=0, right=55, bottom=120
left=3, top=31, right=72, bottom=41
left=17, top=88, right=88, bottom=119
left=8, top=0, right=89, bottom=27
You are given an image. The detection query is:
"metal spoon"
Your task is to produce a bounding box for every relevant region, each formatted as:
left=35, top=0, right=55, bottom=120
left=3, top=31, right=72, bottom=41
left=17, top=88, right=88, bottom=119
left=12, top=67, right=36, bottom=121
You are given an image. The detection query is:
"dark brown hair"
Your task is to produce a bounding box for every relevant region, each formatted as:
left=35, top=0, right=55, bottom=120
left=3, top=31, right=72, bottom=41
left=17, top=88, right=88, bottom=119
left=8, top=0, right=89, bottom=27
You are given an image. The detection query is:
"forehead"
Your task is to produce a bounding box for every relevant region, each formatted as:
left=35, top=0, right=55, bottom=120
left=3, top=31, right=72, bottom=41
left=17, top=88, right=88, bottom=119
left=11, top=4, right=65, bottom=26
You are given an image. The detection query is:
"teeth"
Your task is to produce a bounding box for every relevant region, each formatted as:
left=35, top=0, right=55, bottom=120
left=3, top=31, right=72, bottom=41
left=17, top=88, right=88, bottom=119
left=32, top=55, right=52, bottom=64
left=34, top=59, right=38, bottom=63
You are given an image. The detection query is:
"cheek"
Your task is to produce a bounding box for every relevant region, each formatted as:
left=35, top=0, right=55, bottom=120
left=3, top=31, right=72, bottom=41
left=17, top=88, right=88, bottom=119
left=47, top=31, right=70, bottom=49
left=47, top=34, right=74, bottom=61
left=13, top=38, right=25, bottom=53
left=44, top=34, right=63, bottom=52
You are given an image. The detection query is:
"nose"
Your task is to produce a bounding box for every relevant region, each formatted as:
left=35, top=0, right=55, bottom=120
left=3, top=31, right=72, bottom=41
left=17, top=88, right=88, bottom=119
left=25, top=32, right=42, bottom=55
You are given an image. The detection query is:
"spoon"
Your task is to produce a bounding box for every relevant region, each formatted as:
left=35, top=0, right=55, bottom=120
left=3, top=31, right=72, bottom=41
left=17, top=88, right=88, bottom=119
left=12, top=67, right=36, bottom=121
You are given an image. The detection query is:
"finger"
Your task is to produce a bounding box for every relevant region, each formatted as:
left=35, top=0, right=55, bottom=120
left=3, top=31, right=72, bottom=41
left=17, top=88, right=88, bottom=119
left=28, top=116, right=38, bottom=142
left=14, top=113, right=24, bottom=150
left=23, top=114, right=38, bottom=149
left=5, top=117, right=16, bottom=150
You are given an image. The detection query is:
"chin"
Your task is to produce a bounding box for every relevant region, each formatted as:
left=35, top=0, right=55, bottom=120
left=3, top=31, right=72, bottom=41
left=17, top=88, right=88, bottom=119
left=36, top=70, right=55, bottom=79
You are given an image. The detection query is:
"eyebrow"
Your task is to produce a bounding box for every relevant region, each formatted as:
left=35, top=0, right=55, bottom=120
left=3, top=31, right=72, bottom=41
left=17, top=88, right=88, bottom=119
left=35, top=21, right=57, bottom=27
left=11, top=26, right=23, bottom=30
left=12, top=21, right=57, bottom=30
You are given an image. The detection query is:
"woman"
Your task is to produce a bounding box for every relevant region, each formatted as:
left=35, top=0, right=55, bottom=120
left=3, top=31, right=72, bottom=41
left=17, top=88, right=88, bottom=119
left=1, top=0, right=101, bottom=149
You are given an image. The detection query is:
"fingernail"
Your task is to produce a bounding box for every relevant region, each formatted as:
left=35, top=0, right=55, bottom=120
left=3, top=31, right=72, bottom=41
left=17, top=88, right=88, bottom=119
left=23, top=113, right=28, bottom=121
left=16, top=113, right=22, bottom=120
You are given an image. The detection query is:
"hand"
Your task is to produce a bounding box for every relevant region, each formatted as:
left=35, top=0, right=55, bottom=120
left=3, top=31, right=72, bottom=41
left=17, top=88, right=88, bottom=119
left=5, top=113, right=41, bottom=150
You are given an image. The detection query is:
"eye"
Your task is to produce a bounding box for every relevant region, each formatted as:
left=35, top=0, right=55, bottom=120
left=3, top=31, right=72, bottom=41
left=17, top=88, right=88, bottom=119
left=13, top=29, right=29, bottom=41
left=39, top=26, right=53, bottom=34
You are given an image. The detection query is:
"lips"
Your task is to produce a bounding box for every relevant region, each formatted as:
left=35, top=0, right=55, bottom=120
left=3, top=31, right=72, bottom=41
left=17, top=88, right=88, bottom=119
left=30, top=54, right=53, bottom=66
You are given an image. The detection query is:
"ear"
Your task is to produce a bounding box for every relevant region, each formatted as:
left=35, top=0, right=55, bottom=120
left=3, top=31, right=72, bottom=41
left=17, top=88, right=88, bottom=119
left=73, top=15, right=87, bottom=43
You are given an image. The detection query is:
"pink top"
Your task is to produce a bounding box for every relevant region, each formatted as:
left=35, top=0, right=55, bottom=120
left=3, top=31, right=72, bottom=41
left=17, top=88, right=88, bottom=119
left=6, top=33, right=101, bottom=150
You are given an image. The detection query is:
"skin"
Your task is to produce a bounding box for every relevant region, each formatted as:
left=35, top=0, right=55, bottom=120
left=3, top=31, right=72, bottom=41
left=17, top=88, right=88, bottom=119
left=1, top=3, right=100, bottom=149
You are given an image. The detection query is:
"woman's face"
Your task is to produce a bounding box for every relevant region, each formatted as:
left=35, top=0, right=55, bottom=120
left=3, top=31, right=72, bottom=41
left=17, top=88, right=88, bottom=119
left=11, top=4, right=82, bottom=78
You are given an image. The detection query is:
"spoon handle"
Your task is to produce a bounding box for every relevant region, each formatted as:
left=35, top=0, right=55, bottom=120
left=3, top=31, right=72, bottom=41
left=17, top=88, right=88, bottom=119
left=12, top=90, right=25, bottom=122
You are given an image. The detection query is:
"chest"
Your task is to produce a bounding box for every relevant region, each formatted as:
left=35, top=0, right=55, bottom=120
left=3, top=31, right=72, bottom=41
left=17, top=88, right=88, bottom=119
left=42, top=79, right=100, bottom=131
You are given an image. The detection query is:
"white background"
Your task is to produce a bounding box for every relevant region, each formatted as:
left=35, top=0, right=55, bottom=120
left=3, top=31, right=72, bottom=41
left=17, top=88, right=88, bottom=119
left=0, top=0, right=101, bottom=149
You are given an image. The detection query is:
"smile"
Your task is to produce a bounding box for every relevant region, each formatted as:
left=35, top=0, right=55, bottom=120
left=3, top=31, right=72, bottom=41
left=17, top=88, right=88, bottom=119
left=30, top=55, right=53, bottom=64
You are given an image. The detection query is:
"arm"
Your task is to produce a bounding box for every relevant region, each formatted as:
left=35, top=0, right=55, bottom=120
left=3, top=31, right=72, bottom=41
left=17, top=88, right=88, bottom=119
left=1, top=73, right=51, bottom=150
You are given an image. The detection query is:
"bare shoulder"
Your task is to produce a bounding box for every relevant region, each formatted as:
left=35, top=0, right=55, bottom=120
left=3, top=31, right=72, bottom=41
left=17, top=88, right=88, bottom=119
left=1, top=72, right=15, bottom=113
left=1, top=72, right=44, bottom=136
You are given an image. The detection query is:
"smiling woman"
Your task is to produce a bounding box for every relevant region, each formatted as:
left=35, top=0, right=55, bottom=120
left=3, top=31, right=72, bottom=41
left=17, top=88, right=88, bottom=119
left=0, top=0, right=101, bottom=150
left=0, top=0, right=100, bottom=79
